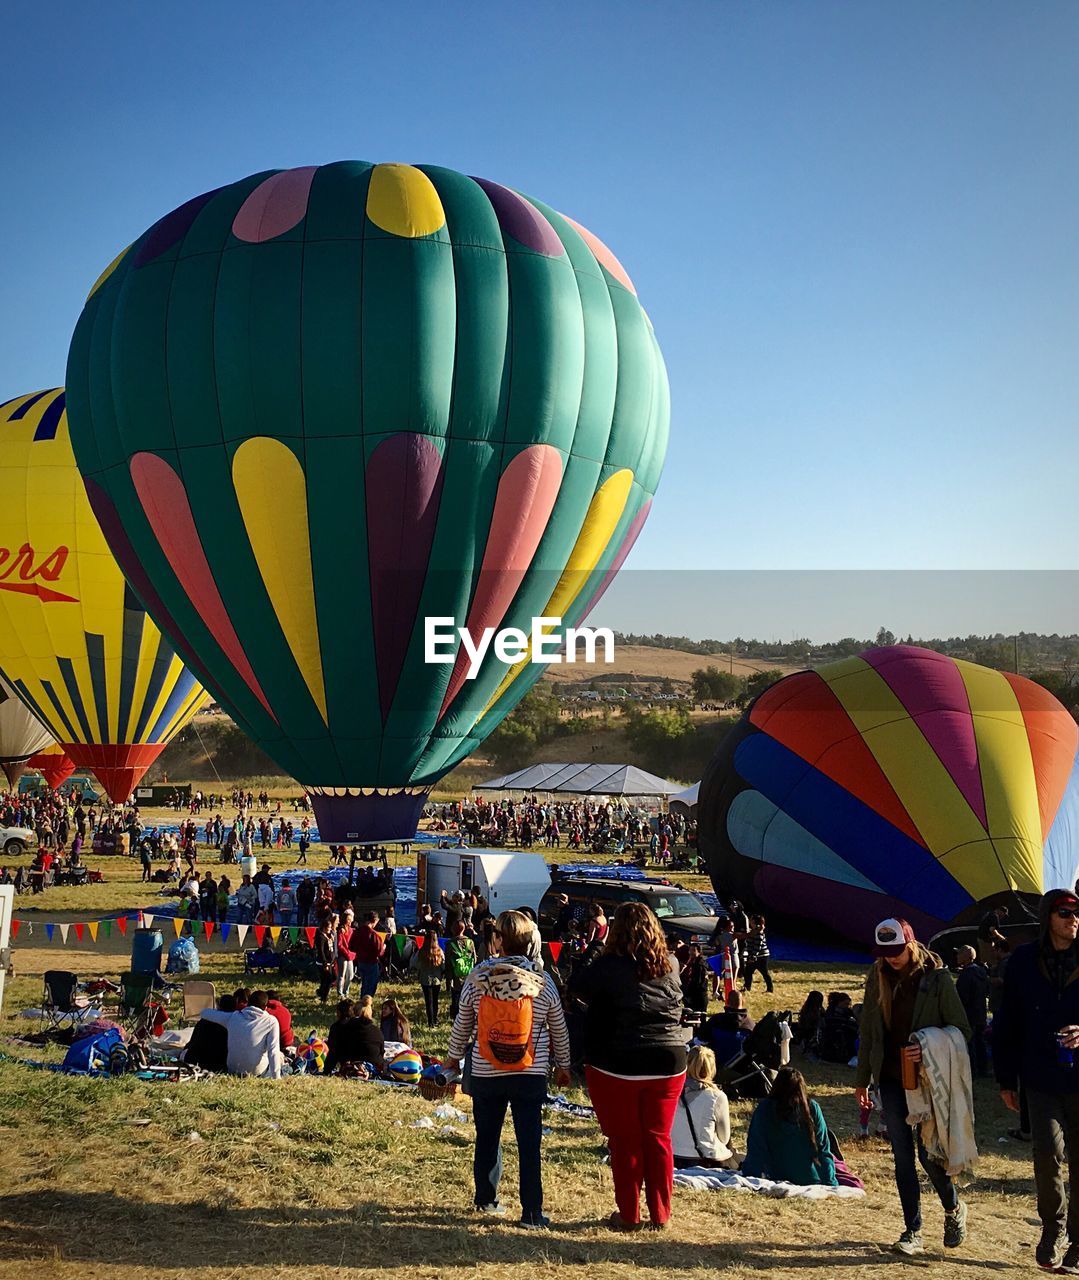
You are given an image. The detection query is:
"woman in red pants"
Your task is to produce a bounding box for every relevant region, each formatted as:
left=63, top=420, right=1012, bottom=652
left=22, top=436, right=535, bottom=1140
left=572, top=902, right=687, bottom=1230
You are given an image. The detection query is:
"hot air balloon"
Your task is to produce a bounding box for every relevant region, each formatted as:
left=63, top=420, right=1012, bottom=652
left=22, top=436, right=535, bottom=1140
left=0, top=391, right=209, bottom=802
left=26, top=742, right=77, bottom=791
left=698, top=646, right=1079, bottom=945
left=0, top=674, right=54, bottom=787
left=66, top=161, right=668, bottom=840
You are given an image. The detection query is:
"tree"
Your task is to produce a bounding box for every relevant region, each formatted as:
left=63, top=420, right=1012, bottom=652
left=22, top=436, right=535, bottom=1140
left=737, top=668, right=786, bottom=708
left=690, top=666, right=742, bottom=702
left=875, top=627, right=897, bottom=648
left=622, top=705, right=694, bottom=773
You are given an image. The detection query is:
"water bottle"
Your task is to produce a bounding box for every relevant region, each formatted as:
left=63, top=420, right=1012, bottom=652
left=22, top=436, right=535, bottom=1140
left=433, top=1066, right=461, bottom=1087
left=1057, top=1031, right=1074, bottom=1068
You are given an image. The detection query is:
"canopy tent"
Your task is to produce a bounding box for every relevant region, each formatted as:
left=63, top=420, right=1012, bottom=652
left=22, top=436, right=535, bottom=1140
left=669, top=780, right=700, bottom=816
left=475, top=762, right=682, bottom=797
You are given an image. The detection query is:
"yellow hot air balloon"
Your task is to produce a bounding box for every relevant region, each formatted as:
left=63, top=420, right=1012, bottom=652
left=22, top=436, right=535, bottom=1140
left=0, top=389, right=209, bottom=801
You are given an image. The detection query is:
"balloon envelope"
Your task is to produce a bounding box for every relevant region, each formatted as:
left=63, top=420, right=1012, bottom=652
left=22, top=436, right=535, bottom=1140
left=698, top=645, right=1079, bottom=944
left=0, top=391, right=209, bottom=802
left=27, top=742, right=77, bottom=791
left=66, top=161, right=669, bottom=838
left=0, top=674, right=54, bottom=787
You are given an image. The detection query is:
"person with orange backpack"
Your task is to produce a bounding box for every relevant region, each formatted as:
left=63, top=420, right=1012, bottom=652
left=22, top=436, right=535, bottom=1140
left=445, top=909, right=571, bottom=1229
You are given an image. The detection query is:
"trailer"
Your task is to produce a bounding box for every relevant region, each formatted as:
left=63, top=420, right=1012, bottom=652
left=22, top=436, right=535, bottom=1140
left=416, top=848, right=551, bottom=918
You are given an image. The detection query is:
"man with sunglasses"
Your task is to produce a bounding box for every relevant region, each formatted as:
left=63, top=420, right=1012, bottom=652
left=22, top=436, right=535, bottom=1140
left=995, top=889, right=1079, bottom=1273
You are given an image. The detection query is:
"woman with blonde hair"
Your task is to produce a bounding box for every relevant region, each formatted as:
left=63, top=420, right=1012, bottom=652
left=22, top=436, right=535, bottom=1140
left=416, top=929, right=445, bottom=1027
left=572, top=901, right=687, bottom=1231
left=855, top=918, right=971, bottom=1256
left=670, top=1044, right=737, bottom=1169
left=445, top=910, right=571, bottom=1228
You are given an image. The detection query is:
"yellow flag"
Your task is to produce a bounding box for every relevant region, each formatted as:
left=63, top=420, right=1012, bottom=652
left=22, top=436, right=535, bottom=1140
left=269, top=926, right=281, bottom=943
left=376, top=932, right=387, bottom=943
left=87, top=921, right=99, bottom=942
left=173, top=918, right=184, bottom=938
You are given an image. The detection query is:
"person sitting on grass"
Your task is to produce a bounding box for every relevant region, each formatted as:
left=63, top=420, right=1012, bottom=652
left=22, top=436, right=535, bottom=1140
left=200, top=988, right=283, bottom=1079
left=183, top=992, right=235, bottom=1072
left=265, top=990, right=294, bottom=1052
left=741, top=1066, right=837, bottom=1186
left=380, top=997, right=412, bottom=1046
left=671, top=1045, right=738, bottom=1169
left=793, top=990, right=826, bottom=1052
left=325, top=995, right=385, bottom=1075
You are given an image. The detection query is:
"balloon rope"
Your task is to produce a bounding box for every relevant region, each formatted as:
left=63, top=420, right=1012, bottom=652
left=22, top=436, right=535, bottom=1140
left=191, top=719, right=226, bottom=787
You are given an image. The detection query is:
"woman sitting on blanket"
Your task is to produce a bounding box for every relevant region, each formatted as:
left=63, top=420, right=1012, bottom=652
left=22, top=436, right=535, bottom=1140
left=671, top=1045, right=739, bottom=1169
left=741, top=1067, right=837, bottom=1187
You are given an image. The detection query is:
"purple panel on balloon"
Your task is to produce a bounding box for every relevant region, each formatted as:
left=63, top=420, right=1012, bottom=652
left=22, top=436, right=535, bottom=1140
left=366, top=433, right=445, bottom=721
left=134, top=188, right=221, bottom=267
left=471, top=177, right=565, bottom=257
left=310, top=789, right=429, bottom=844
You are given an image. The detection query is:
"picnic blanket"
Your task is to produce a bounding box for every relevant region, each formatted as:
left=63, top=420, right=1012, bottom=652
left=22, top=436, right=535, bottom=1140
left=673, top=1166, right=866, bottom=1199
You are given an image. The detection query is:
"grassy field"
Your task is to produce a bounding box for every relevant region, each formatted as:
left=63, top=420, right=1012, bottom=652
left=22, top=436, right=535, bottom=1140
left=0, top=820, right=1045, bottom=1279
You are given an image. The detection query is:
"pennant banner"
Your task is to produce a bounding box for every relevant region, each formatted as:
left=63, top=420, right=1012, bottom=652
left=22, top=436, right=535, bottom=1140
left=288, top=927, right=298, bottom=943
left=45, top=923, right=54, bottom=943
left=74, top=923, right=85, bottom=943
left=269, top=926, right=281, bottom=943
left=236, top=924, right=249, bottom=947
left=58, top=923, right=69, bottom=944
left=102, top=920, right=112, bottom=939
left=253, top=926, right=267, bottom=947
left=87, top=922, right=99, bottom=942
left=11, top=920, right=20, bottom=940
left=116, top=917, right=128, bottom=937
left=547, top=941, right=562, bottom=963
left=305, top=927, right=317, bottom=946
left=172, top=918, right=185, bottom=938
left=220, top=923, right=231, bottom=944
left=393, top=933, right=406, bottom=956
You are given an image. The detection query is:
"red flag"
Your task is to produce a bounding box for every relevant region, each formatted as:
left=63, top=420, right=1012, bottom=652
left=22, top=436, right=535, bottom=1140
left=74, top=923, right=85, bottom=942
left=547, top=941, right=562, bottom=963
left=203, top=921, right=215, bottom=941
left=253, top=925, right=267, bottom=947
left=116, top=916, right=128, bottom=936
left=11, top=920, right=20, bottom=939
left=304, top=927, right=316, bottom=946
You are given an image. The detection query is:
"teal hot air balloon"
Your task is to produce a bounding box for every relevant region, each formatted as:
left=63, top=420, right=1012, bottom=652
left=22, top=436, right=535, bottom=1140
left=66, top=162, right=669, bottom=840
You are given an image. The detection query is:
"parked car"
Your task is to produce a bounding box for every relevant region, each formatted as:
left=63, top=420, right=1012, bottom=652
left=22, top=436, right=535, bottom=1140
left=539, top=874, right=717, bottom=946
left=0, top=824, right=37, bottom=856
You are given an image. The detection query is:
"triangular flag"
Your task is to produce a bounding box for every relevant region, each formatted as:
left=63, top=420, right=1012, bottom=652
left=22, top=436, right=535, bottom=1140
left=116, top=916, right=128, bottom=936
left=203, top=921, right=215, bottom=941
left=437, top=937, right=448, bottom=952
left=45, top=923, right=54, bottom=942
left=269, top=926, right=281, bottom=943
left=143, top=914, right=154, bottom=931
left=102, top=920, right=112, bottom=938
left=173, top=918, right=185, bottom=938
left=305, top=927, right=316, bottom=946
left=547, top=941, right=562, bottom=963
left=74, top=923, right=85, bottom=942
left=11, top=920, right=20, bottom=939
left=253, top=925, right=267, bottom=946
left=236, top=924, right=249, bottom=947
left=376, top=931, right=386, bottom=944
left=705, top=953, right=725, bottom=976
left=58, top=923, right=70, bottom=944
left=288, top=927, right=298, bottom=943
left=393, top=933, right=406, bottom=956
left=87, top=921, right=99, bottom=942
left=220, top=922, right=231, bottom=943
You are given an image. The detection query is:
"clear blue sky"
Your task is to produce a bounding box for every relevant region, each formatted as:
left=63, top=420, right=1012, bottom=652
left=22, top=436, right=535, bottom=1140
left=2, top=1, right=1077, bottom=602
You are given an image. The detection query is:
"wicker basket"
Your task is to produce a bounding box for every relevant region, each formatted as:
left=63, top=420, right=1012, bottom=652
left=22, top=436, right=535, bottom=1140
left=418, top=1077, right=458, bottom=1102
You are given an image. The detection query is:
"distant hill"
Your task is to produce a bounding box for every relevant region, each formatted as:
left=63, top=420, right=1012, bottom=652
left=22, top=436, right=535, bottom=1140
left=540, top=643, right=788, bottom=689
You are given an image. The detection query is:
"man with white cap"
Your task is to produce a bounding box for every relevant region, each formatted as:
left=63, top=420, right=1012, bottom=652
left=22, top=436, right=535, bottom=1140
left=854, top=917, right=971, bottom=1256
left=995, top=888, right=1079, bottom=1273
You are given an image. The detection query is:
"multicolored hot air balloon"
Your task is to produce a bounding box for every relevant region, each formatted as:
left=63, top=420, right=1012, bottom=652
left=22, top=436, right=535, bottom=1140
left=0, top=391, right=209, bottom=802
left=0, top=674, right=54, bottom=787
left=66, top=161, right=668, bottom=839
left=698, top=646, right=1079, bottom=945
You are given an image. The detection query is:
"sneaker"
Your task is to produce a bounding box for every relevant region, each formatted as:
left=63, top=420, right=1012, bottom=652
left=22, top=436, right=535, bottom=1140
left=1058, top=1243, right=1079, bottom=1275
left=1035, top=1227, right=1065, bottom=1270
left=475, top=1202, right=506, bottom=1217
left=943, top=1200, right=968, bottom=1249
left=519, top=1215, right=550, bottom=1230
left=892, top=1229, right=924, bottom=1256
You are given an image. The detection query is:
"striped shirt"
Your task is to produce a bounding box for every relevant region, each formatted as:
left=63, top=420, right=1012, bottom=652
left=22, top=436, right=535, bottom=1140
left=447, top=961, right=571, bottom=1078
left=745, top=929, right=770, bottom=962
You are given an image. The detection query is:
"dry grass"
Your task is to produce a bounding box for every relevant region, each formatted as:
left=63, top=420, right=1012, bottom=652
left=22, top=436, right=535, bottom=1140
left=0, top=924, right=1044, bottom=1279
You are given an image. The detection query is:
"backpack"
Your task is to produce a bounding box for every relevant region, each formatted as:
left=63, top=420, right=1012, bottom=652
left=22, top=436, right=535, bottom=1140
left=448, top=940, right=475, bottom=981
left=476, top=992, right=535, bottom=1070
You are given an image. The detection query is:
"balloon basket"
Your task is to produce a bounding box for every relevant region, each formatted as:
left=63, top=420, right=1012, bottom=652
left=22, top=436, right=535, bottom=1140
left=418, top=1078, right=458, bottom=1102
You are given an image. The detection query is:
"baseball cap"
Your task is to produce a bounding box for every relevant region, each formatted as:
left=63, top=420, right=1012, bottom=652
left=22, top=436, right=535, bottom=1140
left=874, top=917, right=916, bottom=957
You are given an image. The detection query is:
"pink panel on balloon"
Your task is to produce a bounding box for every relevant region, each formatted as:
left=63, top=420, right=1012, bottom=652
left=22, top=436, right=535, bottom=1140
left=563, top=215, right=636, bottom=294
left=232, top=166, right=319, bottom=243
left=438, top=444, right=564, bottom=719
left=129, top=452, right=274, bottom=717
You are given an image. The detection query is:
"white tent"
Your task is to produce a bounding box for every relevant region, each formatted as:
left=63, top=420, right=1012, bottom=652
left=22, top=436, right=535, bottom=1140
left=475, top=762, right=682, bottom=797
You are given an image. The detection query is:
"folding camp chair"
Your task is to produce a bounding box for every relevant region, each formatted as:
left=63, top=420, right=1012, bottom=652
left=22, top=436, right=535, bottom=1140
left=117, top=971, right=170, bottom=1037
left=40, top=970, right=91, bottom=1036
left=182, top=980, right=216, bottom=1022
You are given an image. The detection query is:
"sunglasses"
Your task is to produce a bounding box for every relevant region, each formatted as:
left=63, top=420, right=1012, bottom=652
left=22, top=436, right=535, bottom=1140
left=1054, top=907, right=1079, bottom=920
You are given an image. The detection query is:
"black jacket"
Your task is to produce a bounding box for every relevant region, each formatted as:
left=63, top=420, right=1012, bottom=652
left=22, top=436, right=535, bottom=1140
left=572, top=952, right=687, bottom=1075
left=955, top=963, right=990, bottom=1030
left=994, top=893, right=1079, bottom=1094
left=325, top=1017, right=385, bottom=1073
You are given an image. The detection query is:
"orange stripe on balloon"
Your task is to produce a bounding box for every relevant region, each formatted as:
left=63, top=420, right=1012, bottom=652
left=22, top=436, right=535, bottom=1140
left=1002, top=671, right=1079, bottom=841
left=438, top=445, right=563, bottom=719
left=751, top=672, right=927, bottom=847
left=129, top=453, right=273, bottom=718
